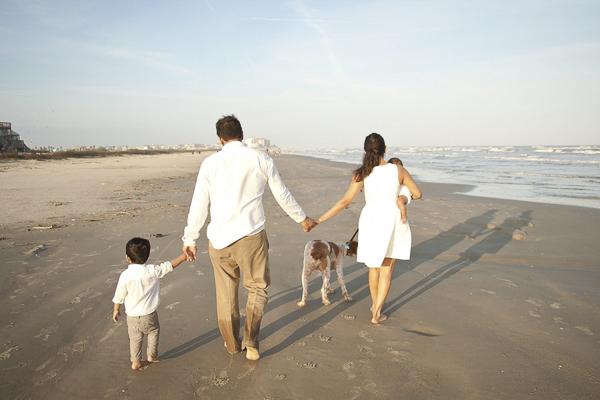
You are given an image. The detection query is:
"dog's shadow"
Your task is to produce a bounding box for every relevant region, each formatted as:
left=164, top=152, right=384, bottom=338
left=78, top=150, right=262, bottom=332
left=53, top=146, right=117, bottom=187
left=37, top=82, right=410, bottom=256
left=260, top=262, right=374, bottom=358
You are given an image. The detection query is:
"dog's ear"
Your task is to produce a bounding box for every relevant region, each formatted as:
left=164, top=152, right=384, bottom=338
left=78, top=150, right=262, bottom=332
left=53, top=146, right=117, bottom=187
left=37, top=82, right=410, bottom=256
left=348, top=241, right=358, bottom=257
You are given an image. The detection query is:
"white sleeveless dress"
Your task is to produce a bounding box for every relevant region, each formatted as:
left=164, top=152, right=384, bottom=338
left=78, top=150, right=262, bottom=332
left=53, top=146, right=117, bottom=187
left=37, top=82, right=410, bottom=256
left=356, top=163, right=412, bottom=268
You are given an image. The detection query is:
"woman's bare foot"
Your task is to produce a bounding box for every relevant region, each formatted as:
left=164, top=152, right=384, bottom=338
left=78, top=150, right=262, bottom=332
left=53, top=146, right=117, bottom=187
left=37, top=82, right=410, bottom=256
left=147, top=355, right=160, bottom=363
left=131, top=360, right=150, bottom=370
left=371, top=313, right=388, bottom=324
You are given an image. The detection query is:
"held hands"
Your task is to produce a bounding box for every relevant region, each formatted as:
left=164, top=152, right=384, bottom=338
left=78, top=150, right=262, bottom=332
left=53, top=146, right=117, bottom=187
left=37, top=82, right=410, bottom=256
left=183, top=245, right=197, bottom=261
left=301, top=217, right=319, bottom=232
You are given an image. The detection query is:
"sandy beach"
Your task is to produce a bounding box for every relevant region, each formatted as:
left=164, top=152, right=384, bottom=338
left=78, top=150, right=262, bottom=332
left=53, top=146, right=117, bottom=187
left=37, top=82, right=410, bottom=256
left=1, top=152, right=599, bottom=399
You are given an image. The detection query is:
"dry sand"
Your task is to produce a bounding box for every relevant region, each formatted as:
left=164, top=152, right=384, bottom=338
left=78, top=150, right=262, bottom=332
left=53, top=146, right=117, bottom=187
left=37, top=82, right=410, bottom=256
left=1, top=152, right=599, bottom=399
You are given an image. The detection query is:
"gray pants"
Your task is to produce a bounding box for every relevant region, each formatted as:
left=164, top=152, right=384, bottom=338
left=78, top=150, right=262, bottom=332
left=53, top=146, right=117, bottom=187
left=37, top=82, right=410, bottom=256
left=127, top=310, right=160, bottom=362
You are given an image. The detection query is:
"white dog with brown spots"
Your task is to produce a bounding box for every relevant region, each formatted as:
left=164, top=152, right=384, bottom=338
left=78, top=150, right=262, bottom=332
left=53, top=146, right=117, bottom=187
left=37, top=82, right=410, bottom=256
left=297, top=240, right=358, bottom=307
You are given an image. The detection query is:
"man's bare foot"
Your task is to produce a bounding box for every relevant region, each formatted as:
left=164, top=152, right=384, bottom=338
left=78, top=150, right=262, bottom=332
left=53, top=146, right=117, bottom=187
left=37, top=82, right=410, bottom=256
left=147, top=355, right=160, bottom=362
left=371, top=313, right=388, bottom=324
left=131, top=360, right=150, bottom=370
left=246, top=347, right=260, bottom=361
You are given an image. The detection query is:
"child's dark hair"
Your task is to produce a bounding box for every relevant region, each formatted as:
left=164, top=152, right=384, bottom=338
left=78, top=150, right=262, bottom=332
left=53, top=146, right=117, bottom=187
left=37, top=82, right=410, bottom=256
left=126, top=237, right=151, bottom=264
left=388, top=157, right=403, bottom=166
left=354, top=133, right=386, bottom=182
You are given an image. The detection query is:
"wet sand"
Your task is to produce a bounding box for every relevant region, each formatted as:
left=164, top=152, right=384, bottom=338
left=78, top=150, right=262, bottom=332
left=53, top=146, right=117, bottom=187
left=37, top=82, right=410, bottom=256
left=1, top=152, right=599, bottom=399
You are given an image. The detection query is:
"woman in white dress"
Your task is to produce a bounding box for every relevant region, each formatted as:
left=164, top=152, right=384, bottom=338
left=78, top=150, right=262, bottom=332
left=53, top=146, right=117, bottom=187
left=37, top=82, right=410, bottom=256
left=315, top=133, right=422, bottom=323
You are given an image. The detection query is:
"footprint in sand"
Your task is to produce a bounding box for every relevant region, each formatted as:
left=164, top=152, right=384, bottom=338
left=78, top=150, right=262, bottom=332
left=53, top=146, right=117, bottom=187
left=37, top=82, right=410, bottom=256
left=526, top=298, right=544, bottom=307
left=160, top=284, right=173, bottom=296
left=318, top=335, right=332, bottom=341
left=496, top=277, right=517, bottom=288
left=80, top=307, right=93, bottom=318
left=36, top=358, right=54, bottom=372
left=57, top=308, right=73, bottom=316
left=343, top=361, right=357, bottom=380
left=554, top=317, right=568, bottom=325
left=480, top=289, right=496, bottom=295
left=165, top=302, right=180, bottom=310
left=69, top=297, right=81, bottom=304
left=387, top=348, right=411, bottom=363
left=33, top=370, right=57, bottom=386
left=359, top=330, right=374, bottom=343
left=575, top=326, right=594, bottom=336
left=528, top=310, right=541, bottom=318
left=550, top=302, right=561, bottom=309
left=196, top=271, right=205, bottom=276
left=34, top=324, right=59, bottom=341
left=0, top=346, right=20, bottom=360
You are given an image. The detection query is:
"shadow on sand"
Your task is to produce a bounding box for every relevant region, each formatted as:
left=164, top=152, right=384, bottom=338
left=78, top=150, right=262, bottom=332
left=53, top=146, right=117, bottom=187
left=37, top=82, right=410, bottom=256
left=161, top=210, right=532, bottom=359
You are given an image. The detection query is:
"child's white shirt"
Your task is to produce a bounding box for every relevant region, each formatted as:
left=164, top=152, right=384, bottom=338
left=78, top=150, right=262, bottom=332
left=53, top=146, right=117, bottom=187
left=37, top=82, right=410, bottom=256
left=112, top=262, right=173, bottom=316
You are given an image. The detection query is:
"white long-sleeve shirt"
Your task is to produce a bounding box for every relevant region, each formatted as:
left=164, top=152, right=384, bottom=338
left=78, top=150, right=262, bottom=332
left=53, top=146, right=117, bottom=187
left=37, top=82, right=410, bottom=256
left=112, top=262, right=173, bottom=316
left=182, top=141, right=306, bottom=250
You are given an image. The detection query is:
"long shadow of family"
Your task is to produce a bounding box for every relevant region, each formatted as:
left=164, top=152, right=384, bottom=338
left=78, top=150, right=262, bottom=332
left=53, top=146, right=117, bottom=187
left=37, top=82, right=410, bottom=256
left=111, top=115, right=532, bottom=369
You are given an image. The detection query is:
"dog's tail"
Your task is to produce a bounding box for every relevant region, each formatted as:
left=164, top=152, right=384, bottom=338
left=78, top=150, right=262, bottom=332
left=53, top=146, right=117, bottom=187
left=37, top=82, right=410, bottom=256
left=310, top=247, right=323, bottom=261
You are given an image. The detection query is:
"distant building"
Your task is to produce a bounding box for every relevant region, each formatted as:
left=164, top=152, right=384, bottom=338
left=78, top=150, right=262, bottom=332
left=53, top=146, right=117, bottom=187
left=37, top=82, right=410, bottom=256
left=0, top=122, right=30, bottom=152
left=244, top=137, right=270, bottom=149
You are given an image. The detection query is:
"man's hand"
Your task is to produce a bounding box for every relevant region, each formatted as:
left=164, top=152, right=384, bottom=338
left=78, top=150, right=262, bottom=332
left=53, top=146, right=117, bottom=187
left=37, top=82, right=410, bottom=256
left=183, top=245, right=197, bottom=261
left=301, top=217, right=318, bottom=232
left=113, top=307, right=121, bottom=322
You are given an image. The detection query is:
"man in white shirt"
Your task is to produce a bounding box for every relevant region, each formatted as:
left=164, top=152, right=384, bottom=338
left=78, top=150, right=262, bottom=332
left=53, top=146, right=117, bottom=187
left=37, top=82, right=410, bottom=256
left=182, top=115, right=316, bottom=361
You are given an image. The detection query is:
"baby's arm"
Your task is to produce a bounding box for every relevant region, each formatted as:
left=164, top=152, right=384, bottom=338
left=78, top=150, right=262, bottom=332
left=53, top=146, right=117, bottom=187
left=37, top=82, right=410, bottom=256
left=397, top=195, right=409, bottom=223
left=170, top=253, right=187, bottom=269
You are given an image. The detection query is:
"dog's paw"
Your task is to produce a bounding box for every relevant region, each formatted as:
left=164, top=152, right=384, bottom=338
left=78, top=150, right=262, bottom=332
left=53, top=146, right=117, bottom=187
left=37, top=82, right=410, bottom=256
left=322, top=298, right=331, bottom=306
left=296, top=300, right=306, bottom=307
left=327, top=289, right=336, bottom=294
left=345, top=296, right=355, bottom=302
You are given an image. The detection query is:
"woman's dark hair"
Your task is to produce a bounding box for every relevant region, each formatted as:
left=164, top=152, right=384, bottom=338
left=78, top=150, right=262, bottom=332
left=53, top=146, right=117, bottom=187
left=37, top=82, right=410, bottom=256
left=353, top=133, right=386, bottom=182
left=216, top=115, right=243, bottom=141
left=126, top=237, right=151, bottom=264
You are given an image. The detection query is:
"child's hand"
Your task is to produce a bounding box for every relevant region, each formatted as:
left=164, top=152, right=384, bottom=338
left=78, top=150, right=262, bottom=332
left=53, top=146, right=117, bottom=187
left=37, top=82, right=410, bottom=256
left=113, top=308, right=121, bottom=322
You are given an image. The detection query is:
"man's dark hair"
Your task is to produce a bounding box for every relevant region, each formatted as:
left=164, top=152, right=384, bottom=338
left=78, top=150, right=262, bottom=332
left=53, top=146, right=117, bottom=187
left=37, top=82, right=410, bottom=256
left=216, top=115, right=243, bottom=141
left=126, top=237, right=151, bottom=264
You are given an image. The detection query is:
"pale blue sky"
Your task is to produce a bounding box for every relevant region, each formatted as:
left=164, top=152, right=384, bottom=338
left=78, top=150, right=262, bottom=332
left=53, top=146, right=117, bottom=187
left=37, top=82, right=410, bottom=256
left=1, top=0, right=599, bottom=149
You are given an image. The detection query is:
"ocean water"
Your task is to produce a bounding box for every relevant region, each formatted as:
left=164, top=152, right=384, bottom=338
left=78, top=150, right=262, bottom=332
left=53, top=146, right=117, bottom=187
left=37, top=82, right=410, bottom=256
left=292, top=145, right=600, bottom=209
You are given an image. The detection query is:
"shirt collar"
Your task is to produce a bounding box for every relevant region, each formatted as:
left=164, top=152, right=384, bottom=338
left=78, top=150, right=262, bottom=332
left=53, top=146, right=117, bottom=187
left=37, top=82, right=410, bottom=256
left=222, top=140, right=245, bottom=150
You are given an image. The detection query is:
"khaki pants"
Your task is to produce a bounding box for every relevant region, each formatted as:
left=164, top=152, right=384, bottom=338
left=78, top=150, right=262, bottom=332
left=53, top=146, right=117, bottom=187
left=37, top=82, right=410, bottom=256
left=208, top=230, right=270, bottom=352
left=126, top=310, right=159, bottom=362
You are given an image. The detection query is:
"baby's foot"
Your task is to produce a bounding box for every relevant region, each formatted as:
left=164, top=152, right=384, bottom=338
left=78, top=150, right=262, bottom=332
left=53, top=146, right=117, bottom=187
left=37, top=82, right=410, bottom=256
left=131, top=360, right=150, bottom=370
left=147, top=355, right=160, bottom=363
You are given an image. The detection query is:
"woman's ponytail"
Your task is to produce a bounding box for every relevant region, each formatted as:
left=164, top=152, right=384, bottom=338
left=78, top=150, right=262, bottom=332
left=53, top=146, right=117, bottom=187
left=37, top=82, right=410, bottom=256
left=353, top=133, right=386, bottom=182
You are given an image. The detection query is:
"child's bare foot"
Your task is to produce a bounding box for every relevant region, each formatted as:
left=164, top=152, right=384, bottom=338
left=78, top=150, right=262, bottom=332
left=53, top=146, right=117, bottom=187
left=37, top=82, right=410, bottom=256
left=147, top=355, right=160, bottom=363
left=371, top=313, right=388, bottom=324
left=131, top=360, right=150, bottom=370
left=246, top=347, right=260, bottom=361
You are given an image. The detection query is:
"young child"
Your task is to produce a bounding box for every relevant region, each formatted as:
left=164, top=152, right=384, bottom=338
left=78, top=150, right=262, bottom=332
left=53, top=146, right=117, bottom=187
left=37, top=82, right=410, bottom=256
left=388, top=157, right=411, bottom=223
left=112, top=237, right=187, bottom=370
